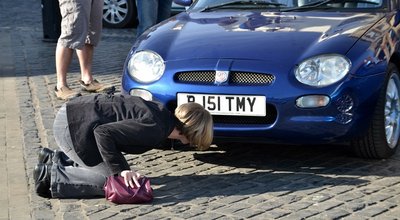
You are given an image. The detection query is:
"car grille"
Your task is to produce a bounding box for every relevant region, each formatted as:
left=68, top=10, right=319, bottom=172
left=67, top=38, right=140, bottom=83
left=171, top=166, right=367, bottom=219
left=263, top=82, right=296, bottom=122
left=174, top=71, right=275, bottom=85
left=167, top=102, right=277, bottom=125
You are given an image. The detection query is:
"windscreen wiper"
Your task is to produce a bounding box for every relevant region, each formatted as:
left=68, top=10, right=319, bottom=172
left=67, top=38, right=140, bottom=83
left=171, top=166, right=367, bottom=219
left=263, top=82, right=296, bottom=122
left=282, top=0, right=379, bottom=11
left=201, top=0, right=287, bottom=12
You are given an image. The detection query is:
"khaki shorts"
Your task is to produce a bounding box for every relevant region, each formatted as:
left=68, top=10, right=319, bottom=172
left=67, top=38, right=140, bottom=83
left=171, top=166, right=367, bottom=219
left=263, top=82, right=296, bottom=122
left=57, top=0, right=103, bottom=49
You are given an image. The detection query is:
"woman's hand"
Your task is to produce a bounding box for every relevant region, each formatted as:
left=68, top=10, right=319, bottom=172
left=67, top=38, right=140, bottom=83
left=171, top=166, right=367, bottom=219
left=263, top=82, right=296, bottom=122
left=120, top=170, right=141, bottom=188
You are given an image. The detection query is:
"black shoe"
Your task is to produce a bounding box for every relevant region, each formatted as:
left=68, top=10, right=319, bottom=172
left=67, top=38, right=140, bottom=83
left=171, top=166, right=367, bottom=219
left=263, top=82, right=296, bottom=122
left=38, top=148, right=54, bottom=164
left=53, top=150, right=76, bottom=166
left=33, top=163, right=52, bottom=198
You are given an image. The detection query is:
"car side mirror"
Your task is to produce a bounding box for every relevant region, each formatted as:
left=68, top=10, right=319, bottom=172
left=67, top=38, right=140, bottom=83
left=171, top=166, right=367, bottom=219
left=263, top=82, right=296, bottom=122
left=173, top=0, right=193, bottom=7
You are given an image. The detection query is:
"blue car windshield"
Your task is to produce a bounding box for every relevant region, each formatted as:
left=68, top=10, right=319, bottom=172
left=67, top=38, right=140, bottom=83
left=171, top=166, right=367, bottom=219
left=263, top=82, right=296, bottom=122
left=192, top=0, right=383, bottom=10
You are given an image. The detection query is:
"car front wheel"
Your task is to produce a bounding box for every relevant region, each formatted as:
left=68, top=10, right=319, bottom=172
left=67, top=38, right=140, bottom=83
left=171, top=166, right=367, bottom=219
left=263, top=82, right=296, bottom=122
left=103, top=0, right=136, bottom=28
left=352, top=63, right=400, bottom=159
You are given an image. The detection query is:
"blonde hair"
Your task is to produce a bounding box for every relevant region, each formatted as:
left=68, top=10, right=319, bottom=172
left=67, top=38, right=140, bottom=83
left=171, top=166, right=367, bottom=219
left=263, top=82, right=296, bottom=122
left=175, top=102, right=213, bottom=150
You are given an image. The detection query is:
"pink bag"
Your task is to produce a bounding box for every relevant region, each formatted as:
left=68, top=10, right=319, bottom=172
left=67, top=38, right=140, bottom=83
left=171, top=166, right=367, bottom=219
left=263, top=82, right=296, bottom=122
left=104, top=175, right=153, bottom=204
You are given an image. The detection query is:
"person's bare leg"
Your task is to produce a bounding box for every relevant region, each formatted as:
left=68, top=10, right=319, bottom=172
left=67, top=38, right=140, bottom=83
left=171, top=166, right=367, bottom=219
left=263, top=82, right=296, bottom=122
left=76, top=44, right=94, bottom=84
left=76, top=44, right=114, bottom=93
left=55, top=44, right=81, bottom=100
left=55, top=45, right=74, bottom=89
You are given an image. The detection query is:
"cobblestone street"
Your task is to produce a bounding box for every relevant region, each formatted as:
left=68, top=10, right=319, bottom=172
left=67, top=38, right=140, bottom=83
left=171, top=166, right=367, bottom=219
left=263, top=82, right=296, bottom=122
left=1, top=0, right=400, bottom=219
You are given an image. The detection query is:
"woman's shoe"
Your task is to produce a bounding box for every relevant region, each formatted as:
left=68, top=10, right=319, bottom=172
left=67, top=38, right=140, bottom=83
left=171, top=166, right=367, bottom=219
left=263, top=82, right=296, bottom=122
left=33, top=163, right=52, bottom=198
left=39, top=148, right=76, bottom=166
left=38, top=148, right=54, bottom=164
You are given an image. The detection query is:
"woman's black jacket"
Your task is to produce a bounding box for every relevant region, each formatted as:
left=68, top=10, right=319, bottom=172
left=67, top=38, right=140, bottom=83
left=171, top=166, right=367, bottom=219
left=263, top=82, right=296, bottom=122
left=65, top=94, right=178, bottom=174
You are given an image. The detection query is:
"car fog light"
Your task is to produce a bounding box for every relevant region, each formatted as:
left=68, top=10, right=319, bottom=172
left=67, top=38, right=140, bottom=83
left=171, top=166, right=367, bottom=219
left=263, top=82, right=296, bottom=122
left=130, top=89, right=153, bottom=101
left=296, top=95, right=330, bottom=108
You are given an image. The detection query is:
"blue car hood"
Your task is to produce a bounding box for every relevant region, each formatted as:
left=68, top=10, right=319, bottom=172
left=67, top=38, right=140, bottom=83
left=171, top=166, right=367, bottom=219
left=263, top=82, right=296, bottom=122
left=138, top=11, right=384, bottom=64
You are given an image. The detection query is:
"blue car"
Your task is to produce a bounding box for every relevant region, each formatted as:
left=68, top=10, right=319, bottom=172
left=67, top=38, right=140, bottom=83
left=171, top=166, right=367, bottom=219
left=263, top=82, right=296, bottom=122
left=121, top=0, right=400, bottom=159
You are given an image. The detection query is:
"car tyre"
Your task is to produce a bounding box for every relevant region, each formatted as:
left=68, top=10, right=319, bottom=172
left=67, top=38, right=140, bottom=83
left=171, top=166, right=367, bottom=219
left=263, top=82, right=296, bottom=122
left=103, top=0, right=137, bottom=28
left=352, top=63, right=400, bottom=159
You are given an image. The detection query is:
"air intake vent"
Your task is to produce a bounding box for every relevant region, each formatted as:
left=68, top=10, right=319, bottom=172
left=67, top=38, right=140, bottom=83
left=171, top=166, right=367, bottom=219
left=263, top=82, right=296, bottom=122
left=175, top=71, right=275, bottom=85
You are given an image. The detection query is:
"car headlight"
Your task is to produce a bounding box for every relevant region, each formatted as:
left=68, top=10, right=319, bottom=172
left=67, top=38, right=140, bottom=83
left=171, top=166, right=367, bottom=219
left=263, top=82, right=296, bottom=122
left=127, top=50, right=165, bottom=83
left=295, top=54, right=351, bottom=87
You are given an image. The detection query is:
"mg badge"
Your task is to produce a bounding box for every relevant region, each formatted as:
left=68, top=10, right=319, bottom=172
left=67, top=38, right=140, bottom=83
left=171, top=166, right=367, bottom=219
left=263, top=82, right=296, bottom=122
left=215, top=71, right=229, bottom=85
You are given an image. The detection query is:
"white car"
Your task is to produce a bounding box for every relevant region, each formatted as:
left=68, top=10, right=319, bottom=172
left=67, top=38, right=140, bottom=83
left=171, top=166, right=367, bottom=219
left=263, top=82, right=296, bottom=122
left=103, top=0, right=184, bottom=28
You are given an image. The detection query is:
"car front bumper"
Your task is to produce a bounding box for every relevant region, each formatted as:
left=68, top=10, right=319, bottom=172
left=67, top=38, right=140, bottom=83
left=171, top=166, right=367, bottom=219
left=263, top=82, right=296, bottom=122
left=122, top=58, right=386, bottom=144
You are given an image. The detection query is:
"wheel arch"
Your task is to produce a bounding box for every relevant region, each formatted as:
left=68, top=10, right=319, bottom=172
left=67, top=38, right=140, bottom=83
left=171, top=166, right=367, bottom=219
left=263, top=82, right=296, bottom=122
left=351, top=62, right=400, bottom=159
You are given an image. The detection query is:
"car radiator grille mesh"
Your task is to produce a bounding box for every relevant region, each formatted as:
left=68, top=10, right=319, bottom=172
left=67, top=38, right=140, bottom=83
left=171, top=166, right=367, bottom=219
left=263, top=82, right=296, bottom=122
left=174, top=71, right=275, bottom=85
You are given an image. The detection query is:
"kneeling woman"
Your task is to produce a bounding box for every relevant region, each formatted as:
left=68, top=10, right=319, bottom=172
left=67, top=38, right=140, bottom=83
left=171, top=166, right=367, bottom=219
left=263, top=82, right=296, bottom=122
left=34, top=94, right=213, bottom=198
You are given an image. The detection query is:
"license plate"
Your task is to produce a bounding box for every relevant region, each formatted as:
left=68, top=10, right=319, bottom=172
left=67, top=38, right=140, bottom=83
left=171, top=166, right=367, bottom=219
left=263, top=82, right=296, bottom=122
left=177, top=93, right=266, bottom=116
